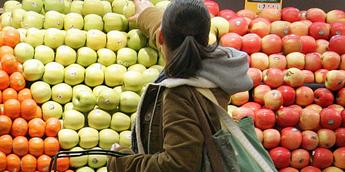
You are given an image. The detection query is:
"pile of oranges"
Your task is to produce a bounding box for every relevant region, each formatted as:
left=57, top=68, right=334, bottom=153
left=0, top=27, right=70, bottom=172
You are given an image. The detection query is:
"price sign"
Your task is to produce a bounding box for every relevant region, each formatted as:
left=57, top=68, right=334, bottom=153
left=245, top=0, right=282, bottom=14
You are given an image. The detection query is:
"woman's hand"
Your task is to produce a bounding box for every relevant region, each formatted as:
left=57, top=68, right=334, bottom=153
left=111, top=143, right=134, bottom=155
left=129, top=0, right=154, bottom=21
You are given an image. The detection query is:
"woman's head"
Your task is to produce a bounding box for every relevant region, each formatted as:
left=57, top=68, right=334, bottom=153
left=160, top=0, right=214, bottom=78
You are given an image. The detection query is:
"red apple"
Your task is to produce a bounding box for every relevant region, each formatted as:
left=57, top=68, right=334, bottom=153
left=263, top=68, right=284, bottom=88
left=282, top=34, right=302, bottom=55
left=326, top=10, right=345, bottom=23
left=204, top=0, right=219, bottom=16
left=219, top=9, right=237, bottom=21
left=305, top=104, right=323, bottom=113
left=232, top=107, right=255, bottom=121
left=301, top=130, right=319, bottom=150
left=281, top=127, right=302, bottom=150
left=286, top=52, right=305, bottom=69
left=335, top=128, right=345, bottom=147
left=261, top=34, right=282, bottom=55
left=263, top=128, right=281, bottom=149
left=254, top=108, right=275, bottom=129
left=329, top=35, right=345, bottom=55
left=320, top=108, right=342, bottom=130
left=318, top=129, right=336, bottom=148
left=325, top=70, right=345, bottom=91
left=328, top=104, right=344, bottom=113
left=271, top=21, right=291, bottom=38
left=311, top=148, right=333, bottom=169
left=302, top=70, right=315, bottom=83
left=253, top=85, right=271, bottom=105
left=277, top=85, right=296, bottom=106
left=220, top=32, right=242, bottom=50
left=314, top=88, right=335, bottom=107
left=241, top=102, right=262, bottom=112
left=290, top=149, right=310, bottom=169
left=342, top=110, right=345, bottom=127
left=340, top=54, right=345, bottom=70
left=259, top=9, right=281, bottom=22
left=276, top=107, right=300, bottom=128
left=241, top=33, right=262, bottom=54
left=306, top=8, right=326, bottom=22
left=300, top=36, right=317, bottom=53
left=255, top=127, right=263, bottom=143
left=296, top=86, right=314, bottom=106
left=290, top=21, right=309, bottom=36
left=314, top=69, right=329, bottom=84
left=249, top=18, right=271, bottom=37
left=309, top=22, right=331, bottom=40
left=247, top=68, right=262, bottom=87
left=315, top=39, right=329, bottom=54
left=301, top=166, right=321, bottom=172
left=279, top=167, right=298, bottom=172
left=250, top=52, right=268, bottom=70
left=237, top=9, right=256, bottom=19
left=305, top=53, right=322, bottom=72
left=230, top=91, right=249, bottom=106
left=284, top=68, right=305, bottom=87
left=269, top=147, right=291, bottom=169
left=299, top=108, right=320, bottom=131
left=336, top=88, right=345, bottom=106
left=263, top=90, right=283, bottom=111
left=282, top=7, right=301, bottom=22
left=268, top=54, right=286, bottom=70
left=331, top=22, right=345, bottom=36
left=228, top=17, right=249, bottom=36
left=321, top=51, right=341, bottom=70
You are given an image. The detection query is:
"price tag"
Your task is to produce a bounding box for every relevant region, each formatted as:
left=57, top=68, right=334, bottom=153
left=245, top=0, right=282, bottom=14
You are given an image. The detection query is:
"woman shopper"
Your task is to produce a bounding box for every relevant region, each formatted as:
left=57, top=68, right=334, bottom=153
left=108, top=0, right=253, bottom=171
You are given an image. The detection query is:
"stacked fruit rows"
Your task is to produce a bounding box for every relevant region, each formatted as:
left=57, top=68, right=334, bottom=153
left=205, top=0, right=345, bottom=171
left=0, top=0, right=169, bottom=171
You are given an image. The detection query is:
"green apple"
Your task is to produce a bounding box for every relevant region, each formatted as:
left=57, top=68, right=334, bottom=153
left=158, top=52, right=165, bottom=66
left=123, top=71, right=144, bottom=92
left=85, top=63, right=105, bottom=87
left=155, top=1, right=170, bottom=10
left=64, top=13, right=84, bottom=30
left=119, top=91, right=140, bottom=113
left=73, top=84, right=93, bottom=95
left=64, top=64, right=85, bottom=86
left=78, top=127, right=99, bottom=149
left=99, top=129, right=119, bottom=150
left=102, top=1, right=112, bottom=14
left=88, top=147, right=107, bottom=168
left=150, top=0, right=164, bottom=5
left=58, top=129, right=79, bottom=149
left=14, top=42, right=34, bottom=63
left=77, top=47, right=97, bottom=67
left=82, top=0, right=105, bottom=16
left=1, top=12, right=12, bottom=27
left=31, top=81, right=52, bottom=104
left=73, top=88, right=96, bottom=112
left=88, top=109, right=111, bottom=130
left=143, top=68, right=160, bottom=84
left=150, top=65, right=164, bottom=73
left=76, top=167, right=94, bottom=172
left=44, top=0, right=65, bottom=13
left=52, top=83, right=73, bottom=104
left=86, top=29, right=106, bottom=51
left=103, top=13, right=126, bottom=32
left=64, top=102, right=74, bottom=112
left=117, top=48, right=137, bottom=67
left=119, top=130, right=131, bottom=148
left=111, top=112, right=131, bottom=132
left=93, top=85, right=109, bottom=98
left=25, top=28, right=45, bottom=48
left=17, top=29, right=27, bottom=42
left=112, top=0, right=136, bottom=17
left=70, top=0, right=84, bottom=14
left=138, top=47, right=158, bottom=67
left=97, top=48, right=116, bottom=67
left=43, top=62, right=64, bottom=85
left=211, top=17, right=230, bottom=37
left=130, top=112, right=136, bottom=128
left=11, top=9, right=26, bottom=28
left=104, top=64, right=127, bottom=87
left=84, top=14, right=103, bottom=31
left=64, top=0, right=72, bottom=14
left=127, top=29, right=148, bottom=51
left=65, top=28, right=86, bottom=49
left=23, top=59, right=45, bottom=81
left=97, top=167, right=107, bottom=172
left=128, top=64, right=146, bottom=73
left=44, top=28, right=65, bottom=49
left=4, top=1, right=22, bottom=12
left=44, top=11, right=64, bottom=29
left=41, top=101, right=63, bottom=120
left=114, top=86, right=122, bottom=94
left=22, top=11, right=44, bottom=29
left=63, top=109, right=85, bottom=130
left=55, top=45, right=77, bottom=66
left=97, top=87, right=120, bottom=111
left=106, top=30, right=127, bottom=51
left=112, top=0, right=126, bottom=14
left=69, top=147, right=88, bottom=168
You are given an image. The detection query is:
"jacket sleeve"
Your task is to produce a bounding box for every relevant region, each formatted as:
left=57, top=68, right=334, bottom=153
left=108, top=87, right=204, bottom=172
left=137, top=7, right=164, bottom=49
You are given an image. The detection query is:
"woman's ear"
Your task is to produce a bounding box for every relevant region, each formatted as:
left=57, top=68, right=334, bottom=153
left=158, top=31, right=164, bottom=45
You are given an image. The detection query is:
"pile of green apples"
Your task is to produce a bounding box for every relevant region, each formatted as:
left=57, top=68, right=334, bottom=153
left=1, top=0, right=169, bottom=171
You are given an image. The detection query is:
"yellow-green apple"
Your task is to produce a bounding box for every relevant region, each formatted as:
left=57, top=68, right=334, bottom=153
left=241, top=33, right=261, bottom=54
left=286, top=52, right=305, bottom=69
left=99, top=129, right=119, bottom=150
left=276, top=107, right=300, bottom=128
left=301, top=130, right=319, bottom=150
left=289, top=21, right=308, bottom=36
left=327, top=10, right=345, bottom=23
left=130, top=113, right=136, bottom=128
left=73, top=84, right=93, bottom=96
left=21, top=11, right=44, bottom=29
left=281, top=127, right=302, bottom=150
left=41, top=101, right=63, bottom=120
left=128, top=64, right=146, bottom=73
left=88, top=147, right=107, bottom=168
left=112, top=0, right=135, bottom=17
left=322, top=167, right=343, bottom=172
left=11, top=9, right=26, bottom=28
left=84, top=14, right=103, bottom=31
left=14, top=42, right=34, bottom=63
left=120, top=91, right=140, bottom=113
left=88, top=109, right=111, bottom=130
left=58, top=129, right=79, bottom=149
left=211, top=16, right=230, bottom=37
left=44, top=0, right=65, bottom=13
left=299, top=108, right=320, bottom=131
left=305, top=52, right=322, bottom=72
left=315, top=69, right=329, bottom=83
left=325, top=70, right=345, bottom=91
left=78, top=127, right=99, bottom=149
left=301, top=35, right=317, bottom=53
left=268, top=54, right=286, bottom=70
left=44, top=28, right=65, bottom=49
left=4, top=0, right=22, bottom=12
left=70, top=0, right=83, bottom=14
left=316, top=39, right=329, bottom=54
left=111, top=112, right=131, bottom=132
left=262, top=34, right=282, bottom=55
left=101, top=1, right=112, bottom=14
left=44, top=11, right=64, bottom=29
left=1, top=12, right=12, bottom=27
left=142, top=68, right=160, bottom=84
left=30, top=81, right=52, bottom=104
left=321, top=51, right=341, bottom=70
left=318, top=129, right=336, bottom=148
left=250, top=52, right=268, bottom=71
left=103, top=13, right=127, bottom=32
left=85, top=63, right=105, bottom=87
left=270, top=21, right=290, bottom=38
left=138, top=47, right=158, bottom=67
left=150, top=65, right=164, bottom=73
left=228, top=17, right=248, bottom=36
left=334, top=147, right=345, bottom=168
left=43, top=62, right=64, bottom=85
left=220, top=33, right=242, bottom=50
left=93, top=85, right=108, bottom=98
left=25, top=28, right=45, bottom=48
left=97, top=88, right=120, bottom=111
left=263, top=68, right=284, bottom=88
left=82, top=0, right=105, bottom=16
left=307, top=8, right=326, bottom=22
left=263, top=90, right=283, bottom=111
left=311, top=148, right=333, bottom=169
left=104, top=64, right=127, bottom=87
left=254, top=108, right=276, bottom=129
left=77, top=47, right=97, bottom=67
left=65, top=28, right=86, bottom=49
left=23, top=59, right=45, bottom=81
left=295, top=86, right=314, bottom=106
left=208, top=32, right=217, bottom=45
left=64, top=0, right=72, bottom=14
left=117, top=48, right=138, bottom=67
left=119, top=130, right=131, bottom=148
left=64, top=64, right=85, bottom=86
left=52, top=83, right=73, bottom=104
left=127, top=29, right=147, bottom=51
left=97, top=48, right=116, bottom=67
left=249, top=18, right=271, bottom=38
left=290, top=149, right=310, bottom=169
left=106, top=30, right=128, bottom=51
left=230, top=91, right=249, bottom=106
left=123, top=71, right=144, bottom=92
left=64, top=13, right=84, bottom=30
left=262, top=129, right=280, bottom=149
left=17, top=28, right=27, bottom=42
left=247, top=68, right=262, bottom=87
left=86, top=30, right=106, bottom=51
left=253, top=85, right=271, bottom=105
left=69, top=147, right=88, bottom=168
left=284, top=68, right=304, bottom=87
left=73, top=86, right=96, bottom=112
left=76, top=167, right=94, bottom=172
left=55, top=45, right=77, bottom=67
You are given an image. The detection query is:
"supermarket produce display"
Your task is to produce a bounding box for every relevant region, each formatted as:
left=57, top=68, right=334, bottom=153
left=0, top=0, right=344, bottom=171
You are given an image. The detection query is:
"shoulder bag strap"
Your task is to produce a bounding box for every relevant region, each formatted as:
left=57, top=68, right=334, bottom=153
left=196, top=88, right=275, bottom=172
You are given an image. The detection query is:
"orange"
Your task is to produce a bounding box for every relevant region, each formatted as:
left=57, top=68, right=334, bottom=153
left=0, top=70, right=9, bottom=90
left=11, top=117, right=28, bottom=137
left=21, top=154, right=37, bottom=172
left=36, top=155, right=51, bottom=172
left=2, top=88, right=17, bottom=102
left=2, top=27, right=20, bottom=48
left=21, top=99, right=37, bottom=121
left=29, top=137, right=44, bottom=157
left=18, top=88, right=32, bottom=102
left=0, top=135, right=13, bottom=154
left=12, top=136, right=28, bottom=157
left=44, top=137, right=60, bottom=157
left=56, top=157, right=69, bottom=172
left=9, top=72, right=25, bottom=91
left=4, top=98, right=20, bottom=119
left=65, top=170, right=74, bottom=172
left=28, top=118, right=46, bottom=138
left=0, top=115, right=12, bottom=135
left=6, top=154, right=20, bottom=172
left=45, top=118, right=61, bottom=137
left=33, top=106, right=42, bottom=119
left=1, top=54, right=18, bottom=74
left=0, top=46, right=14, bottom=60
left=0, top=104, right=4, bottom=116
left=0, top=151, right=6, bottom=171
